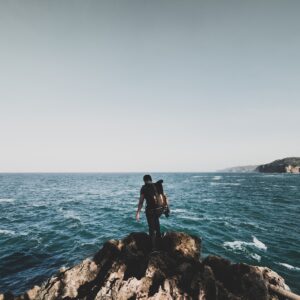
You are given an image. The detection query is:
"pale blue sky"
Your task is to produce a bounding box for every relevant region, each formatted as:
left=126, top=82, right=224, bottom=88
left=0, top=0, right=299, bottom=172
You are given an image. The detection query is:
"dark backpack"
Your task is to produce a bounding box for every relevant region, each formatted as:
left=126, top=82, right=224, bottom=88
left=152, top=182, right=165, bottom=208
left=149, top=181, right=168, bottom=208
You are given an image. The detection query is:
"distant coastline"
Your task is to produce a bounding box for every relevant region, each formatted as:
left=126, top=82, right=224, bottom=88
left=220, top=157, right=300, bottom=173
left=219, top=165, right=258, bottom=173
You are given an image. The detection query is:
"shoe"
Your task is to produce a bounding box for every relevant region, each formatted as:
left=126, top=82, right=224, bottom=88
left=150, top=249, right=160, bottom=255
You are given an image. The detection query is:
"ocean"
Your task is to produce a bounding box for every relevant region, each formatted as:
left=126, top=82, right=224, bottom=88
left=0, top=173, right=299, bottom=294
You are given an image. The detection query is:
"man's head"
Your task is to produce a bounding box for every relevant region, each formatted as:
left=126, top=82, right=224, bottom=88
left=143, top=174, right=152, bottom=183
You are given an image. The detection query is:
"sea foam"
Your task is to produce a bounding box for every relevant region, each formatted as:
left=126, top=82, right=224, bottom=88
left=223, top=236, right=267, bottom=251
left=223, top=240, right=248, bottom=251
left=0, top=229, right=15, bottom=235
left=252, top=236, right=267, bottom=250
left=63, top=210, right=81, bottom=221
left=278, top=263, right=300, bottom=271
left=210, top=182, right=240, bottom=186
left=0, top=198, right=15, bottom=203
left=250, top=253, right=261, bottom=262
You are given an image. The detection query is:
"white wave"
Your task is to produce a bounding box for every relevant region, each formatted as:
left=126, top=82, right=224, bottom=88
left=31, top=203, right=47, bottom=208
left=223, top=236, right=267, bottom=251
left=201, top=198, right=216, bottom=203
left=212, top=176, right=222, bottom=181
left=210, top=182, right=240, bottom=186
left=252, top=236, right=267, bottom=250
left=171, top=208, right=188, bottom=213
left=223, top=240, right=250, bottom=250
left=278, top=263, right=300, bottom=271
left=224, top=221, right=235, bottom=228
left=0, top=198, right=15, bottom=203
left=250, top=253, right=261, bottom=262
left=80, top=242, right=96, bottom=246
left=0, top=229, right=15, bottom=235
left=63, top=210, right=81, bottom=221
left=178, top=215, right=201, bottom=221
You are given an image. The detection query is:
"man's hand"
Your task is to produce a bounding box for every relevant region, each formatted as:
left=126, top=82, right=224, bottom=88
left=136, top=211, right=140, bottom=221
left=136, top=194, right=144, bottom=222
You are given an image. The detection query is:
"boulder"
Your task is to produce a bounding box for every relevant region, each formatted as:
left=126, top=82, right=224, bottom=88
left=0, top=232, right=294, bottom=300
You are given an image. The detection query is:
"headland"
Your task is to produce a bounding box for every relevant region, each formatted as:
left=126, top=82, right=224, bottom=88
left=221, top=157, right=300, bottom=173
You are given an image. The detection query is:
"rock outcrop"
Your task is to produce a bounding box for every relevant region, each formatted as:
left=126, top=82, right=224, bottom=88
left=256, top=157, right=300, bottom=173
left=0, top=232, right=295, bottom=300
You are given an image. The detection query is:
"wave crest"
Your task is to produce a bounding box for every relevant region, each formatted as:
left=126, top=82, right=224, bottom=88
left=278, top=263, right=300, bottom=271
left=0, top=198, right=15, bottom=203
left=223, top=236, right=267, bottom=251
left=0, top=229, right=15, bottom=236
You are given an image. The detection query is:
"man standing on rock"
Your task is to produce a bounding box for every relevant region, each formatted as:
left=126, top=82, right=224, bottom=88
left=136, top=174, right=169, bottom=250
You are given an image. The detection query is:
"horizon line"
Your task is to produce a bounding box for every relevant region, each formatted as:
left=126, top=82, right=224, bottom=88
left=0, top=171, right=221, bottom=174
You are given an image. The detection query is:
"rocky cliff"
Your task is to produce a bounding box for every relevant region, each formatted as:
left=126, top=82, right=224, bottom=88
left=0, top=232, right=295, bottom=300
left=256, top=157, right=300, bottom=173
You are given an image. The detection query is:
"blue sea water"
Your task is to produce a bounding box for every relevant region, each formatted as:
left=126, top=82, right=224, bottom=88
left=0, top=173, right=299, bottom=294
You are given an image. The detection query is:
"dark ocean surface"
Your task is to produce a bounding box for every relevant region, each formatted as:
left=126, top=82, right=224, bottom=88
left=0, top=173, right=299, bottom=294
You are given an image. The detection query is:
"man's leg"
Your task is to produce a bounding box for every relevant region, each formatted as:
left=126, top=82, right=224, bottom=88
left=154, top=215, right=161, bottom=248
left=146, top=211, right=156, bottom=249
left=154, top=214, right=161, bottom=239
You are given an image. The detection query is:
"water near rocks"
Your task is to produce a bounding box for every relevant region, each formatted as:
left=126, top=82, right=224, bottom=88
left=0, top=173, right=299, bottom=294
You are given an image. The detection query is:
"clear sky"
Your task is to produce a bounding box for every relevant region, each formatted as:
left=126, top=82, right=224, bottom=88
left=0, top=0, right=299, bottom=172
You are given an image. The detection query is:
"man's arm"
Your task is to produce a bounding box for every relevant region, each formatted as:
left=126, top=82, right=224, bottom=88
left=136, top=194, right=145, bottom=221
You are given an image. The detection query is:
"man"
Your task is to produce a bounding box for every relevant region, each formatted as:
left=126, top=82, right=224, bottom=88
left=136, top=174, right=169, bottom=250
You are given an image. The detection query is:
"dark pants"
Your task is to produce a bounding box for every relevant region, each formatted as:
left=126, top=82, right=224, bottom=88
left=146, top=209, right=162, bottom=249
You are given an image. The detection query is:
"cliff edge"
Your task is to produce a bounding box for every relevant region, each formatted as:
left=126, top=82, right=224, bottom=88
left=0, top=232, right=295, bottom=300
left=256, top=157, right=300, bottom=173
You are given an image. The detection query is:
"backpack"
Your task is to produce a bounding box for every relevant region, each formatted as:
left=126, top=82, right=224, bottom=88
left=151, top=180, right=169, bottom=213
left=144, top=181, right=170, bottom=216
left=154, top=180, right=168, bottom=208
left=152, top=183, right=165, bottom=208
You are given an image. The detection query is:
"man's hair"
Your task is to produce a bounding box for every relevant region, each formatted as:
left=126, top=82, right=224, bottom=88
left=143, top=174, right=152, bottom=182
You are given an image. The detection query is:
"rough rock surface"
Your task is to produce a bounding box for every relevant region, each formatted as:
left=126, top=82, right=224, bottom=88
left=0, top=232, right=293, bottom=300
left=256, top=157, right=300, bottom=173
